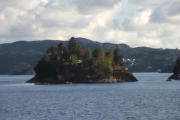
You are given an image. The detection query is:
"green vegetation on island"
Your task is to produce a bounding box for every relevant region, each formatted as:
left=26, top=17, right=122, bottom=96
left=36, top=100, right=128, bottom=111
left=27, top=37, right=137, bottom=84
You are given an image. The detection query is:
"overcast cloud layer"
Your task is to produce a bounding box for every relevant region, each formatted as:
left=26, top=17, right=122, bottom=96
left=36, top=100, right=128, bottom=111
left=0, top=0, right=180, bottom=48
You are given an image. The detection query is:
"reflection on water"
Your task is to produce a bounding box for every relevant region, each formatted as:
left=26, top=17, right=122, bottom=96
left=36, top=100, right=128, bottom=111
left=0, top=73, right=180, bottom=120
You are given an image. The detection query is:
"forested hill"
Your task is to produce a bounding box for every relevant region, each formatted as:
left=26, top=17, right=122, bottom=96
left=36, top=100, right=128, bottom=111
left=0, top=37, right=179, bottom=74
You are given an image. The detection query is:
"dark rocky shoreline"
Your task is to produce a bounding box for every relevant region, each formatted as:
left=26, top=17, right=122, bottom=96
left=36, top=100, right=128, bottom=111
left=27, top=72, right=137, bottom=85
left=168, top=74, right=180, bottom=81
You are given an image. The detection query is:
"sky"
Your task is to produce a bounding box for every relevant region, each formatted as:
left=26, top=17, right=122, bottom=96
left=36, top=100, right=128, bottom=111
left=0, top=0, right=180, bottom=48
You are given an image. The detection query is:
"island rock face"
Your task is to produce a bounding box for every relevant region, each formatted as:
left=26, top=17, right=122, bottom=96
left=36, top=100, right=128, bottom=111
left=27, top=37, right=137, bottom=84
left=168, top=57, right=180, bottom=80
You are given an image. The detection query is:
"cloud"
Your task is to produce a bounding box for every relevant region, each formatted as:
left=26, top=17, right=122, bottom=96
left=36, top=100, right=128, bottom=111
left=0, top=0, right=122, bottom=40
left=72, top=0, right=121, bottom=14
left=0, top=0, right=180, bottom=49
left=0, top=0, right=42, bottom=10
left=129, top=0, right=161, bottom=5
left=151, top=0, right=180, bottom=24
left=120, top=9, right=152, bottom=31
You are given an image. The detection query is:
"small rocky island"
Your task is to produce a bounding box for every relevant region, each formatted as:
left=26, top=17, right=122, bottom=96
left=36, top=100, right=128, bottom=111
left=27, top=37, right=137, bottom=84
left=168, top=57, right=180, bottom=81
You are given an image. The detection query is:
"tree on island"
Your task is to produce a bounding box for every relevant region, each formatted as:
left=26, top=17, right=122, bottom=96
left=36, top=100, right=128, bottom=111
left=173, top=57, right=180, bottom=74
left=168, top=57, right=180, bottom=81
left=113, top=46, right=123, bottom=65
left=27, top=37, right=137, bottom=84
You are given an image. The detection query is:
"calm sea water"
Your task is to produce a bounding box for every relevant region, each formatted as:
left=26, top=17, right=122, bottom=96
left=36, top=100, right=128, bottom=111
left=0, top=73, right=180, bottom=120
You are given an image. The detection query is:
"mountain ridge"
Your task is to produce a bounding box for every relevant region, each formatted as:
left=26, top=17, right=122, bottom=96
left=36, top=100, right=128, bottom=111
left=0, top=37, right=178, bottom=74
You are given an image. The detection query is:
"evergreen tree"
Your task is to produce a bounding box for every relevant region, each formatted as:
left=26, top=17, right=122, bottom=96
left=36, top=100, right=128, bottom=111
left=106, top=49, right=113, bottom=58
left=70, top=54, right=78, bottom=66
left=42, top=54, right=50, bottom=62
left=57, top=43, right=64, bottom=59
left=113, top=46, right=123, bottom=65
left=34, top=58, right=57, bottom=78
left=93, top=46, right=105, bottom=62
left=91, top=47, right=114, bottom=79
left=105, top=49, right=113, bottom=75
left=84, top=48, right=92, bottom=62
left=62, top=47, right=69, bottom=61
left=46, top=45, right=59, bottom=60
left=68, top=37, right=84, bottom=59
left=68, top=37, right=77, bottom=54
left=106, top=49, right=113, bottom=62
left=173, top=57, right=180, bottom=74
left=76, top=44, right=84, bottom=59
left=101, top=59, right=113, bottom=77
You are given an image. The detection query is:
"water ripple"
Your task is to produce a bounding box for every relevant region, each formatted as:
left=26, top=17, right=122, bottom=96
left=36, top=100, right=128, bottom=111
left=0, top=73, right=180, bottom=120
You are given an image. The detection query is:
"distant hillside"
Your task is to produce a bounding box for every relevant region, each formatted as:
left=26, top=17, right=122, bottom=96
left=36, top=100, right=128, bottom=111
left=0, top=37, right=178, bottom=74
